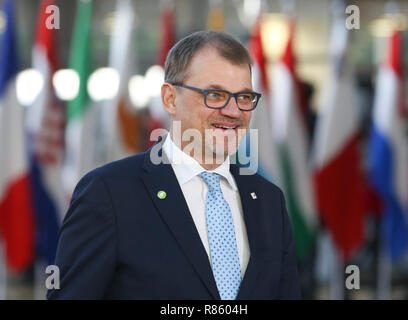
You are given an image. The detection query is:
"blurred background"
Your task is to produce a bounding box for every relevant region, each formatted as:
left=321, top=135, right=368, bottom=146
left=0, top=0, right=407, bottom=299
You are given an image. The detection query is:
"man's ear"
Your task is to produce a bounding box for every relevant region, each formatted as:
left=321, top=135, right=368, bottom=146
left=161, top=83, right=177, bottom=116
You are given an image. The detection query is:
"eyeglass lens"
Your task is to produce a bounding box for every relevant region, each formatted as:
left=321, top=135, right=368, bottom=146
left=205, top=90, right=256, bottom=110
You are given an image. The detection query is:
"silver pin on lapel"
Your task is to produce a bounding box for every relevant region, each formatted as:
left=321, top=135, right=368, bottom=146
left=250, top=192, right=257, bottom=199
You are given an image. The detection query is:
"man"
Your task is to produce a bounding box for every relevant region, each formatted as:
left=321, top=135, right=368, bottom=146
left=48, top=31, right=300, bottom=300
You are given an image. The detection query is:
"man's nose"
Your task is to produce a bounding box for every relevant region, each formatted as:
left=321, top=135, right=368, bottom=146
left=220, top=97, right=242, bottom=118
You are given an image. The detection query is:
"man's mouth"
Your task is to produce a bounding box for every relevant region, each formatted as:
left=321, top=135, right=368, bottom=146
left=211, top=122, right=240, bottom=131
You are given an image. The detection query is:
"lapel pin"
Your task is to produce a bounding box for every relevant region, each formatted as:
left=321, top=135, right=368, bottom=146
left=250, top=192, right=257, bottom=199
left=157, top=191, right=167, bottom=199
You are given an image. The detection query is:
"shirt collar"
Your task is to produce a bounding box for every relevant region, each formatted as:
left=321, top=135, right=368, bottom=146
left=162, top=134, right=237, bottom=190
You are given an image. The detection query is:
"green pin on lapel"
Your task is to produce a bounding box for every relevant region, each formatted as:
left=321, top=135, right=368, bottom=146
left=157, top=190, right=167, bottom=199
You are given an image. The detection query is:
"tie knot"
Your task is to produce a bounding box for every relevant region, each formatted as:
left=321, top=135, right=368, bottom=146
left=199, top=171, right=221, bottom=191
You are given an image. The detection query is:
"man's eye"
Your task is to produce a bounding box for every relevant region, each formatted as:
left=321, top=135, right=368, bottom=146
left=239, top=94, right=252, bottom=101
left=208, top=91, right=222, bottom=99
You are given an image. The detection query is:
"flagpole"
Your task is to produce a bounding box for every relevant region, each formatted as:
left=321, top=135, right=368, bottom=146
left=279, top=0, right=296, bottom=19
left=376, top=233, right=392, bottom=299
left=0, top=243, right=6, bottom=299
left=328, top=0, right=346, bottom=301
left=329, top=237, right=344, bottom=300
left=34, top=261, right=47, bottom=300
left=207, top=0, right=224, bottom=31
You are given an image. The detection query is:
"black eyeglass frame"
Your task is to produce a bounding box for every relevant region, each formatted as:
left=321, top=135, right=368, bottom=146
left=171, top=83, right=262, bottom=111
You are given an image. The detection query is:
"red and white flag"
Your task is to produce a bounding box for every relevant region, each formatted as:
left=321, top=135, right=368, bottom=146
left=311, top=18, right=367, bottom=261
left=146, top=0, right=175, bottom=148
left=25, top=0, right=66, bottom=266
left=270, top=21, right=317, bottom=259
left=0, top=0, right=35, bottom=273
left=156, top=0, right=175, bottom=67
left=247, top=16, right=281, bottom=183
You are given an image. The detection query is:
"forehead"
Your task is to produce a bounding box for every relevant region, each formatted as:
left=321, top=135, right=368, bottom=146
left=184, top=47, right=252, bottom=90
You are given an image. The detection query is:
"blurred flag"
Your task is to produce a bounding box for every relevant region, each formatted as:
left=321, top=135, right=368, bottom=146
left=311, top=17, right=367, bottom=261
left=270, top=22, right=317, bottom=259
left=103, top=0, right=141, bottom=162
left=147, top=97, right=168, bottom=149
left=0, top=0, right=35, bottom=272
left=145, top=0, right=174, bottom=149
left=246, top=16, right=281, bottom=183
left=63, top=0, right=99, bottom=196
left=156, top=0, right=175, bottom=67
left=368, top=30, right=408, bottom=261
left=207, top=0, right=224, bottom=31
left=26, top=0, right=65, bottom=266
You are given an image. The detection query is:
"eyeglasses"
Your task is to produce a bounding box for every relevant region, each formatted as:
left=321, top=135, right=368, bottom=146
left=172, top=83, right=261, bottom=111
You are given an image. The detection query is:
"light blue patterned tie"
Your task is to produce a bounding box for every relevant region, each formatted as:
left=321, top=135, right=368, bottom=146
left=199, top=171, right=242, bottom=300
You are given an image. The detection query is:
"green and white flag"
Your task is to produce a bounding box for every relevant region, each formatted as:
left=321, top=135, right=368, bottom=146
left=63, top=0, right=99, bottom=197
left=270, top=22, right=317, bottom=259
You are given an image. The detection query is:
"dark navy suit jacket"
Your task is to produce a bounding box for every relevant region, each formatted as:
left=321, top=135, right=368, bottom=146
left=47, top=145, right=301, bottom=299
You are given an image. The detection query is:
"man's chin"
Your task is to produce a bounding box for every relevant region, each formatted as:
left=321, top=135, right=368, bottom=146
left=204, top=142, right=239, bottom=164
left=199, top=127, right=248, bottom=165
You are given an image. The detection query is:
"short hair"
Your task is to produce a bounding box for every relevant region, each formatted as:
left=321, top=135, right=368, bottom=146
left=164, top=30, right=253, bottom=84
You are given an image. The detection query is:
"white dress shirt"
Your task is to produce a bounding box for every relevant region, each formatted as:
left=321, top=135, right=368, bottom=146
left=162, top=135, right=250, bottom=277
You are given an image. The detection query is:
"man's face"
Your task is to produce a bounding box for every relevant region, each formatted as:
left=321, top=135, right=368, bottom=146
left=170, top=46, right=253, bottom=162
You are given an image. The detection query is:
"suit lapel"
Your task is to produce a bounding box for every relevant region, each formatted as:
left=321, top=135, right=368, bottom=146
left=141, top=146, right=220, bottom=300
left=140, top=143, right=265, bottom=300
left=230, top=165, right=264, bottom=300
